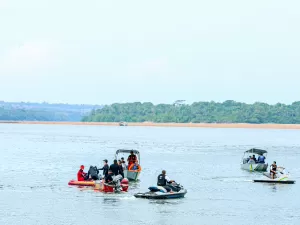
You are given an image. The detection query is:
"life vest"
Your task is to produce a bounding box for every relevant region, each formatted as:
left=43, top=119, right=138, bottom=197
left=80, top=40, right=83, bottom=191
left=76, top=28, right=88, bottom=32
left=157, top=174, right=167, bottom=186
left=128, top=155, right=137, bottom=164
left=272, top=164, right=277, bottom=171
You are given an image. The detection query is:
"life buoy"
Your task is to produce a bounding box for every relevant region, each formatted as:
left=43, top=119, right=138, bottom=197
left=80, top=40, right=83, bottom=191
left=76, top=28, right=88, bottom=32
left=128, top=164, right=142, bottom=172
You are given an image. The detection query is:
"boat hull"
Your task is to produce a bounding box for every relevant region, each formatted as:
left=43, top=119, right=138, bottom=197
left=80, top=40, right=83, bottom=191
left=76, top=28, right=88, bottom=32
left=134, top=190, right=187, bottom=199
left=124, top=170, right=140, bottom=181
left=240, top=163, right=268, bottom=172
left=253, top=180, right=295, bottom=184
left=68, top=180, right=95, bottom=186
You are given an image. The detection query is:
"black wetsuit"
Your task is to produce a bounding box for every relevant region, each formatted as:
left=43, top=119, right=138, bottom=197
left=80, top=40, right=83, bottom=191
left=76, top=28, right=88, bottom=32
left=118, top=164, right=124, bottom=178
left=99, top=164, right=109, bottom=177
left=105, top=174, right=113, bottom=183
left=88, top=166, right=99, bottom=180
left=109, top=163, right=121, bottom=176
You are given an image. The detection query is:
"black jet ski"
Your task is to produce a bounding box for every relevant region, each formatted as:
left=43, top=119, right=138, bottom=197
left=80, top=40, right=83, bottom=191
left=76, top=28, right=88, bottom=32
left=134, top=183, right=187, bottom=199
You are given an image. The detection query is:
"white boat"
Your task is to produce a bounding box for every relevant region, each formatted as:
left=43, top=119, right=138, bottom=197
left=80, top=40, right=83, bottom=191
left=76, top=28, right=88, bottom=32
left=253, top=167, right=295, bottom=184
left=240, top=148, right=268, bottom=172
left=115, top=149, right=141, bottom=181
left=119, top=122, right=128, bottom=126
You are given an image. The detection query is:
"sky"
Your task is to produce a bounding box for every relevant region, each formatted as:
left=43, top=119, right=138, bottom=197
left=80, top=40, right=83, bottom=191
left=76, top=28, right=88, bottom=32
left=0, top=0, right=300, bottom=105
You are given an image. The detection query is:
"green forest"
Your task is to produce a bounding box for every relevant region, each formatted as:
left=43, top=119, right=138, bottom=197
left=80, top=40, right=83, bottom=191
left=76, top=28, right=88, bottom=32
left=0, top=102, right=101, bottom=121
left=82, top=101, right=300, bottom=124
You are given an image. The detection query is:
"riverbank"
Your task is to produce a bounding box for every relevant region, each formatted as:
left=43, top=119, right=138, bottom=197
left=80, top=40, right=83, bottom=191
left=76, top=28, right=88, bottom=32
left=1, top=121, right=300, bottom=129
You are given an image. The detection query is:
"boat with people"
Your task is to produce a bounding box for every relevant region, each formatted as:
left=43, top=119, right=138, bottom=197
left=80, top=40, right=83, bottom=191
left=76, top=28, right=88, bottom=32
left=241, top=148, right=268, bottom=172
left=253, top=167, right=295, bottom=184
left=115, top=149, right=141, bottom=181
left=68, top=175, right=129, bottom=193
left=134, top=182, right=187, bottom=199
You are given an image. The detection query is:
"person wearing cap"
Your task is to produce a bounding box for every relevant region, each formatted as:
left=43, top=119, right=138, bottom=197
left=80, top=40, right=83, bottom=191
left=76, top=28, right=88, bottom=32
left=98, top=159, right=109, bottom=178
left=105, top=170, right=114, bottom=183
left=157, top=170, right=175, bottom=192
left=109, top=159, right=122, bottom=176
left=77, top=165, right=87, bottom=181
left=127, top=151, right=137, bottom=167
left=270, top=161, right=277, bottom=179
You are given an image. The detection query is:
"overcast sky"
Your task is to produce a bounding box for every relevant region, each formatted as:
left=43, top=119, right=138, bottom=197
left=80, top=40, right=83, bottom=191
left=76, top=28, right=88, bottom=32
left=0, top=0, right=299, bottom=105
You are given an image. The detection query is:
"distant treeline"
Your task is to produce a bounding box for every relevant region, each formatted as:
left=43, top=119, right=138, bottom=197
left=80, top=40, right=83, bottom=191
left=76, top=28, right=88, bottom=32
left=82, top=101, right=300, bottom=124
left=0, top=101, right=102, bottom=121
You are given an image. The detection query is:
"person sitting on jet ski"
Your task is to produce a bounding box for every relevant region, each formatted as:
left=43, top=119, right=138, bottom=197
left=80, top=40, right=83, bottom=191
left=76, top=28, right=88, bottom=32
left=270, top=161, right=277, bottom=179
left=157, top=170, right=176, bottom=192
left=77, top=165, right=87, bottom=181
left=105, top=170, right=114, bottom=183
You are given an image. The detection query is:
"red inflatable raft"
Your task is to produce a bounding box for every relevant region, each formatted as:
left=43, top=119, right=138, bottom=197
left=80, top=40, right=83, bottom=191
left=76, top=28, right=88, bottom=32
left=68, top=180, right=95, bottom=186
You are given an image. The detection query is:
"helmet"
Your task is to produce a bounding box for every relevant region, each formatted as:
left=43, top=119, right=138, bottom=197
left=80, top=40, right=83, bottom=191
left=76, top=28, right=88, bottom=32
left=80, top=165, right=84, bottom=169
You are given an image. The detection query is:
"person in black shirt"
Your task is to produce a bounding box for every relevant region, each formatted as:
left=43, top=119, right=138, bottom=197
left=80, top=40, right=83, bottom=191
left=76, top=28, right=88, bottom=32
left=157, top=170, right=175, bottom=192
left=105, top=170, right=114, bottom=183
left=109, top=159, right=121, bottom=176
left=99, top=159, right=109, bottom=178
left=118, top=160, right=124, bottom=178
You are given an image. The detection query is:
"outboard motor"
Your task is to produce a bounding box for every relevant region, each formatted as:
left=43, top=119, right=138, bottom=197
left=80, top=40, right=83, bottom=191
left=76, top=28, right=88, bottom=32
left=121, top=178, right=129, bottom=192
left=112, top=175, right=123, bottom=192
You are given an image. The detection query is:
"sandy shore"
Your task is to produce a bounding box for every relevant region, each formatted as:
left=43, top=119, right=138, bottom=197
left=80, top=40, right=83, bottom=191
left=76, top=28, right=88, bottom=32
left=1, top=121, right=300, bottom=129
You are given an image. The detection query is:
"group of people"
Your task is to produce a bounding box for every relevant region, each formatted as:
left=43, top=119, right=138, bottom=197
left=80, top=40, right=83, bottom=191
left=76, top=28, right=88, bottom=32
left=77, top=151, right=140, bottom=183
left=246, top=154, right=266, bottom=164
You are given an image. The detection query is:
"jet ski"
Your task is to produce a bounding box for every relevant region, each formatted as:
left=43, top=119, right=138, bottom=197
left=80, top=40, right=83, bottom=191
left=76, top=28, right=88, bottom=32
left=134, top=182, right=187, bottom=199
left=253, top=167, right=295, bottom=184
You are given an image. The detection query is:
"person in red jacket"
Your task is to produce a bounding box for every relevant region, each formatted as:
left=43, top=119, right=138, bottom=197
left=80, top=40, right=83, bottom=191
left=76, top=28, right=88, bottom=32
left=77, top=165, right=87, bottom=181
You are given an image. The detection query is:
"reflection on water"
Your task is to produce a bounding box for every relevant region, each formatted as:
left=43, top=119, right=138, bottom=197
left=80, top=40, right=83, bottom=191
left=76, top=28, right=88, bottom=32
left=0, top=124, right=299, bottom=225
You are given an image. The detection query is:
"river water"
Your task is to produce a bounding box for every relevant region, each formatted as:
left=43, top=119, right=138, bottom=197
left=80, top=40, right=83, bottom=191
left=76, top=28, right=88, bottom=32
left=0, top=124, right=299, bottom=225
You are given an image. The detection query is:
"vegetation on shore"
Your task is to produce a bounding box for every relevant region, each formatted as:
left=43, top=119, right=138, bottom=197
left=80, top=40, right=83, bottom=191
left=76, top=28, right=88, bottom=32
left=0, top=101, right=102, bottom=121
left=82, top=101, right=300, bottom=124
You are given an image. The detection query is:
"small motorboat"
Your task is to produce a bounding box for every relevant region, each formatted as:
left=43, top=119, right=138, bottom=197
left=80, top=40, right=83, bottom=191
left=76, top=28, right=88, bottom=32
left=241, top=148, right=268, bottom=172
left=119, top=121, right=128, bottom=126
left=134, top=183, right=187, bottom=199
left=253, top=167, right=296, bottom=184
left=115, top=149, right=142, bottom=181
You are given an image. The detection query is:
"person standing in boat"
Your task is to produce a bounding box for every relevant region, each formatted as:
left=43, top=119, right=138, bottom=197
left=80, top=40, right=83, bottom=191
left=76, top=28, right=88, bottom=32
left=127, top=151, right=137, bottom=167
left=257, top=153, right=266, bottom=163
left=118, top=160, right=124, bottom=178
left=109, top=159, right=122, bottom=176
left=270, top=161, right=277, bottom=179
left=121, top=157, right=127, bottom=170
left=77, top=165, right=87, bottom=181
left=98, top=159, right=109, bottom=178
left=157, top=170, right=175, bottom=192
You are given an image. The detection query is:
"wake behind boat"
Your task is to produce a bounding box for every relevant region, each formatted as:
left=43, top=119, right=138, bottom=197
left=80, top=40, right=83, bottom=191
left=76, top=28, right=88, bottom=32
left=253, top=167, right=296, bottom=184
